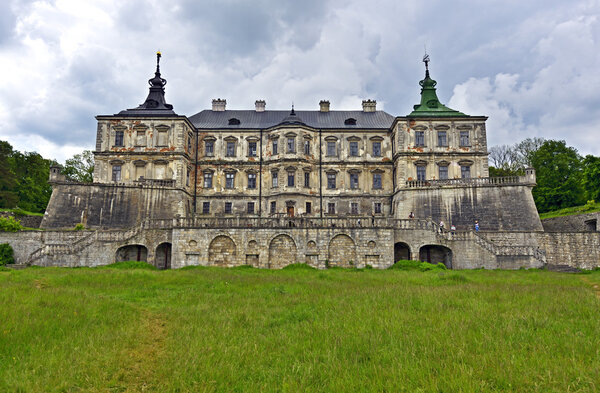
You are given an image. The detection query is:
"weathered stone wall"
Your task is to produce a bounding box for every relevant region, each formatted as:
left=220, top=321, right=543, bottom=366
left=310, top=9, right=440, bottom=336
left=535, top=232, right=600, bottom=269
left=41, top=182, right=192, bottom=229
left=393, top=184, right=542, bottom=232
left=4, top=225, right=596, bottom=271
left=542, top=213, right=600, bottom=232
left=0, top=212, right=43, bottom=228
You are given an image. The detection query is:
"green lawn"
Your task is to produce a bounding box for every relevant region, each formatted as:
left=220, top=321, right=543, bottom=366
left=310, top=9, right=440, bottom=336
left=1, top=265, right=599, bottom=392
left=539, top=201, right=600, bottom=220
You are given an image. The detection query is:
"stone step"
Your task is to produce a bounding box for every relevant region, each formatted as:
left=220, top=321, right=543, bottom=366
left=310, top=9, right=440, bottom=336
left=4, top=264, right=29, bottom=270
left=546, top=264, right=581, bottom=273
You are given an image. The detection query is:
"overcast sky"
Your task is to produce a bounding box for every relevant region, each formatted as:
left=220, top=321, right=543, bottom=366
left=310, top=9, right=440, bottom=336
left=1, top=0, right=599, bottom=162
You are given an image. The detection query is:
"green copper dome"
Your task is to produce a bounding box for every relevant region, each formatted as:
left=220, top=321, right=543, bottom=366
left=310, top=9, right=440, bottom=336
left=407, top=65, right=467, bottom=118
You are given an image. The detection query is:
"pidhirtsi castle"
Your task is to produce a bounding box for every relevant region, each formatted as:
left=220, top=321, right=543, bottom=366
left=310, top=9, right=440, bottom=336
left=2, top=54, right=599, bottom=270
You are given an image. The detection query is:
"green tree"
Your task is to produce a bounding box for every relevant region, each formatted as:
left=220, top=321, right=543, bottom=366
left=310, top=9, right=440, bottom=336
left=0, top=141, right=18, bottom=208
left=63, top=150, right=94, bottom=183
left=12, top=151, right=53, bottom=213
left=530, top=140, right=585, bottom=213
left=582, top=155, right=600, bottom=202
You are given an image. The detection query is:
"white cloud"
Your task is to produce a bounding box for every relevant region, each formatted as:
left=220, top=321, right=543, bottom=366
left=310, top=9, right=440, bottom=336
left=1, top=0, right=600, bottom=161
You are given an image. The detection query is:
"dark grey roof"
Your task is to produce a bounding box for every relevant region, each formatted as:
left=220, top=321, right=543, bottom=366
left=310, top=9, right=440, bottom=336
left=189, top=110, right=395, bottom=129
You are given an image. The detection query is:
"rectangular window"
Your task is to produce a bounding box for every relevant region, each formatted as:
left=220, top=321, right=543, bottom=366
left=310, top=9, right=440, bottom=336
left=304, top=172, right=310, bottom=187
left=327, top=173, right=336, bottom=189
left=374, top=202, right=382, bottom=214
left=304, top=140, right=310, bottom=155
left=203, top=172, right=213, bottom=188
left=437, top=131, right=447, bottom=147
left=247, top=202, right=255, bottom=214
left=272, top=171, right=278, bottom=188
left=186, top=169, right=190, bottom=186
left=415, top=131, right=425, bottom=147
left=350, top=173, right=359, bottom=189
left=224, top=202, right=232, bottom=214
left=270, top=201, right=276, bottom=214
left=349, top=141, right=359, bottom=157
left=439, top=166, right=448, bottom=180
left=461, top=165, right=471, bottom=179
left=460, top=131, right=470, bottom=147
left=248, top=173, right=257, bottom=189
left=248, top=141, right=257, bottom=157
left=226, top=141, right=236, bottom=157
left=417, top=166, right=426, bottom=181
left=112, top=165, right=121, bottom=182
left=305, top=202, right=312, bottom=214
left=205, top=140, right=214, bottom=156
left=287, top=137, right=295, bottom=153
left=136, top=130, right=146, bottom=146
left=272, top=139, right=278, bottom=155
left=327, top=141, right=336, bottom=157
left=225, top=173, right=235, bottom=189
left=287, top=172, right=295, bottom=187
left=202, top=202, right=210, bottom=214
left=115, top=131, right=124, bottom=147
left=372, top=142, right=381, bottom=157
left=351, top=202, right=359, bottom=214
left=187, top=134, right=192, bottom=151
left=373, top=173, right=382, bottom=189
left=327, top=202, right=335, bottom=214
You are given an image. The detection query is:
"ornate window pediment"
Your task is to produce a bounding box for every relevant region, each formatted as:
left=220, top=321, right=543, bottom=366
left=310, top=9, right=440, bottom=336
left=412, top=125, right=427, bottom=131
left=457, top=125, right=473, bottom=130
left=347, top=136, right=361, bottom=142
left=369, top=136, right=384, bottom=141
left=324, top=136, right=338, bottom=141
left=414, top=160, right=428, bottom=166
left=437, top=160, right=450, bottom=167
left=133, top=160, right=147, bottom=167
left=224, top=136, right=238, bottom=142
left=155, top=124, right=170, bottom=132
left=434, top=125, right=450, bottom=131
left=458, top=159, right=474, bottom=166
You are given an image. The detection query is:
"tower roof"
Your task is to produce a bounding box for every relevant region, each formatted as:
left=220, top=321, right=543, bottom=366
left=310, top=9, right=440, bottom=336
left=117, top=52, right=177, bottom=117
left=279, top=105, right=305, bottom=125
left=407, top=55, right=467, bottom=118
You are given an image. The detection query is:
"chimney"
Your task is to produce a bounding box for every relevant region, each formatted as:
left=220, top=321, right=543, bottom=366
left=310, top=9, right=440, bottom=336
left=255, top=100, right=266, bottom=112
left=212, top=98, right=226, bottom=111
left=362, top=99, right=376, bottom=112
left=319, top=100, right=330, bottom=112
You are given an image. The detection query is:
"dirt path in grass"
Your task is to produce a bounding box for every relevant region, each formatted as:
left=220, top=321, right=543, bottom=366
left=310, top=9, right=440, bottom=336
left=581, top=277, right=600, bottom=299
left=118, top=312, right=168, bottom=391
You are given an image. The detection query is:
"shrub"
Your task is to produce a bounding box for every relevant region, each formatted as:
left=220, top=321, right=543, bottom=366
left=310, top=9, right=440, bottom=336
left=74, top=223, right=85, bottom=231
left=0, top=216, right=23, bottom=232
left=389, top=260, right=448, bottom=271
left=0, top=243, right=14, bottom=265
left=100, top=261, right=156, bottom=270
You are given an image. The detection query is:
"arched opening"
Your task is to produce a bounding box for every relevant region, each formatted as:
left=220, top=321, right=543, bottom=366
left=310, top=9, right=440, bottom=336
left=328, top=234, right=357, bottom=267
left=394, top=242, right=411, bottom=262
left=268, top=234, right=297, bottom=268
left=156, top=242, right=172, bottom=270
left=208, top=235, right=237, bottom=266
left=419, top=245, right=453, bottom=269
left=115, top=244, right=148, bottom=263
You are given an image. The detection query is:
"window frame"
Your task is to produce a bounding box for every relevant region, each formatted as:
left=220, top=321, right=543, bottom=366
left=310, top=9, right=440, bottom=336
left=247, top=202, right=255, bottom=214
left=416, top=166, right=426, bottom=181
left=437, top=131, right=448, bottom=147
left=415, top=131, right=425, bottom=147
left=203, top=172, right=213, bottom=188
left=459, top=131, right=470, bottom=147
left=112, top=165, right=121, bottom=182
left=349, top=173, right=359, bottom=189
left=224, top=201, right=232, bottom=214
left=287, top=137, right=296, bottom=153
left=372, top=173, right=382, bottom=189
left=115, top=130, right=124, bottom=147
left=225, top=172, right=235, bottom=189
left=326, top=141, right=336, bottom=157
left=287, top=171, right=295, bottom=187
left=205, top=140, right=214, bottom=157
left=372, top=141, right=381, bottom=157
left=202, top=202, right=210, bottom=214
left=349, top=141, right=359, bottom=157
left=327, top=173, right=336, bottom=189
left=248, top=141, right=257, bottom=157
left=247, top=173, right=257, bottom=189
left=226, top=141, right=236, bottom=157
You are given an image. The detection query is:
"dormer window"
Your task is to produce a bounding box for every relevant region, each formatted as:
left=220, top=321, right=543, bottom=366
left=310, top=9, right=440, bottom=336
left=344, top=118, right=357, bottom=125
left=228, top=118, right=241, bottom=125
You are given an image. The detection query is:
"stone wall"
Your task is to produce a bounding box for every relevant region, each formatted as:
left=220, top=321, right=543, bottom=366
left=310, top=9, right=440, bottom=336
left=0, top=212, right=43, bottom=228
left=41, top=182, right=192, bottom=229
left=542, top=213, right=600, bottom=232
left=393, top=184, right=543, bottom=232
left=4, top=225, right=596, bottom=270
left=535, top=232, right=600, bottom=270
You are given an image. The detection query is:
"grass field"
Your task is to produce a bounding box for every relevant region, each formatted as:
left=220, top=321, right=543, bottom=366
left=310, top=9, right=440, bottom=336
left=1, top=264, right=599, bottom=392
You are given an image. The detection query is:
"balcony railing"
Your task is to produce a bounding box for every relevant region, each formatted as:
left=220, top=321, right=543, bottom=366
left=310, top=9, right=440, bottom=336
left=142, top=217, right=444, bottom=230
left=405, top=176, right=529, bottom=188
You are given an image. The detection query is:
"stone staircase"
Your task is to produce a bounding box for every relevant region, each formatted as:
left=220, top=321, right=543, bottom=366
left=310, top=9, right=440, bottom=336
left=26, top=226, right=142, bottom=266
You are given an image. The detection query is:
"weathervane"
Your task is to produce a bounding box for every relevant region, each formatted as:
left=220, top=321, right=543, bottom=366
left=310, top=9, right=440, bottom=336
left=423, top=46, right=430, bottom=72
